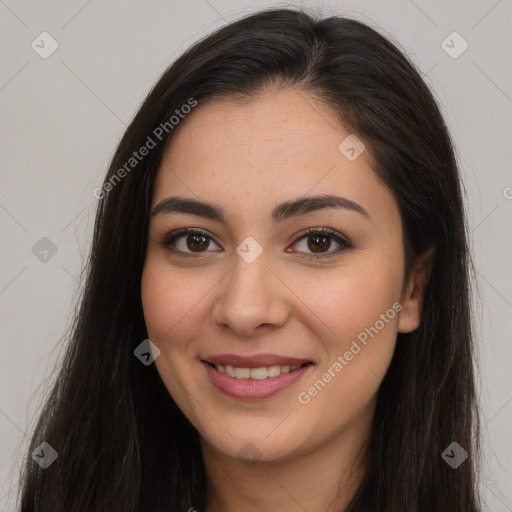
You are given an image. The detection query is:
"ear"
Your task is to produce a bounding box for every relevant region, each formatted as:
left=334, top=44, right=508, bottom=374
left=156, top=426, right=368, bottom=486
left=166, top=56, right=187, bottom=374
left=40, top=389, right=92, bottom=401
left=398, top=246, right=435, bottom=333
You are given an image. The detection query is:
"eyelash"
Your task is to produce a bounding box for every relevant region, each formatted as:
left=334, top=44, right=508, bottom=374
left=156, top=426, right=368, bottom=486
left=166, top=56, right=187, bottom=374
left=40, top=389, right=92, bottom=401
left=158, top=227, right=353, bottom=261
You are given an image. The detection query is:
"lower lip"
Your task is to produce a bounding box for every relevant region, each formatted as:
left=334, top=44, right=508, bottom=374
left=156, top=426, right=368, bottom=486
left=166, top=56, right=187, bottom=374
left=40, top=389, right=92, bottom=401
left=201, top=361, right=313, bottom=400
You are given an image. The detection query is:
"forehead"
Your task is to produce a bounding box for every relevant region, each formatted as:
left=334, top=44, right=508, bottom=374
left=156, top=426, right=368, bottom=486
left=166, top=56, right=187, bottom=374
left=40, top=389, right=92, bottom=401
left=152, top=88, right=398, bottom=227
left=160, top=88, right=359, bottom=176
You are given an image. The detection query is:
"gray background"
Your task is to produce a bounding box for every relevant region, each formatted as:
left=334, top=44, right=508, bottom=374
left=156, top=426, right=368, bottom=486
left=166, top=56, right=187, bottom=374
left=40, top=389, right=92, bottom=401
left=0, top=0, right=511, bottom=510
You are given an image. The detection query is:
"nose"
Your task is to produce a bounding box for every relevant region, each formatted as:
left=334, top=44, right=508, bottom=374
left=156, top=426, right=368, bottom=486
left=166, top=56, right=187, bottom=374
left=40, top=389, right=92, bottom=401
left=212, top=250, right=290, bottom=338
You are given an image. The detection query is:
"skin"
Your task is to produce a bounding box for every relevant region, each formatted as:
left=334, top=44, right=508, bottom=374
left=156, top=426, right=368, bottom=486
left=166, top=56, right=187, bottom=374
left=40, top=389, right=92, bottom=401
left=141, top=87, right=433, bottom=511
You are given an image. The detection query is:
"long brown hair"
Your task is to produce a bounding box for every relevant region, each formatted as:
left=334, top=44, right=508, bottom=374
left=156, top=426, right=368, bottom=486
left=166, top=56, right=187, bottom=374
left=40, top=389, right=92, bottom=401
left=18, top=7, right=481, bottom=511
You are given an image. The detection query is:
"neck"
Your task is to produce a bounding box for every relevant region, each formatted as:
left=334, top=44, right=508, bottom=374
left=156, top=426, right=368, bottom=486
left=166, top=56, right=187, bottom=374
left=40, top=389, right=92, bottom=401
left=202, top=403, right=373, bottom=512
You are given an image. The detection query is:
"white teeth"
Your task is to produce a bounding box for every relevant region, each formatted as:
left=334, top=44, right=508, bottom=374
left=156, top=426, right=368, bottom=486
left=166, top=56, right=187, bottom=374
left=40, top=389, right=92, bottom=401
left=267, top=365, right=281, bottom=377
left=249, top=367, right=268, bottom=379
left=215, top=363, right=303, bottom=379
left=234, top=367, right=250, bottom=379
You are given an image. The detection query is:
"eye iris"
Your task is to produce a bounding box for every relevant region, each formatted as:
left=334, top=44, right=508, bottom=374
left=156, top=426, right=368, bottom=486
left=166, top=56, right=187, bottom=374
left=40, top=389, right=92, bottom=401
left=187, top=234, right=209, bottom=252
left=308, top=234, right=331, bottom=253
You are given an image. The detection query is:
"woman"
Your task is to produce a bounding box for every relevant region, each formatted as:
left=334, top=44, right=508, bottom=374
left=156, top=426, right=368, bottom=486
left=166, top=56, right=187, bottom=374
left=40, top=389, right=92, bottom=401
left=18, top=7, right=481, bottom=511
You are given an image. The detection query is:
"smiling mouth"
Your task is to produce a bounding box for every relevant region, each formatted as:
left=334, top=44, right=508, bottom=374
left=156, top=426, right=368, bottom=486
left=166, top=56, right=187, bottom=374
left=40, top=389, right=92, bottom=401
left=204, top=361, right=313, bottom=380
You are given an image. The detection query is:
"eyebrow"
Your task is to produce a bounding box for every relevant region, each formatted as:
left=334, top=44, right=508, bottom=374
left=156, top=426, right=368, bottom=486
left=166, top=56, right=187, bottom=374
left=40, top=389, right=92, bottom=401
left=150, top=194, right=370, bottom=223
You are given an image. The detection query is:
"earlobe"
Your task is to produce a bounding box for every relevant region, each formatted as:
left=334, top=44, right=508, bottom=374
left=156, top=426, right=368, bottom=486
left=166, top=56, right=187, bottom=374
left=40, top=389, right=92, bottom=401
left=398, top=246, right=435, bottom=334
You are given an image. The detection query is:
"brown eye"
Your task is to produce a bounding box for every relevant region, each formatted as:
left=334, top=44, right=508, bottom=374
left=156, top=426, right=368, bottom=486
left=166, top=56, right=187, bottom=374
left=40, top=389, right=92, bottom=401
left=306, top=234, right=332, bottom=253
left=160, top=226, right=352, bottom=260
left=288, top=227, right=352, bottom=260
left=185, top=233, right=210, bottom=252
left=160, top=228, right=221, bottom=256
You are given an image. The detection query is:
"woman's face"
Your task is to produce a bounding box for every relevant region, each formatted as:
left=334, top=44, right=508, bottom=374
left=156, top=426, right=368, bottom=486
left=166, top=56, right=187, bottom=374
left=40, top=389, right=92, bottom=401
left=141, top=88, right=421, bottom=464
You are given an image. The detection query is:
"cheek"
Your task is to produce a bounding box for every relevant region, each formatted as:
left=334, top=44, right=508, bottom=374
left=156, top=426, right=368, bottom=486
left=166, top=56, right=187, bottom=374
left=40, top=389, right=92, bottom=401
left=293, top=254, right=403, bottom=343
left=296, top=274, right=400, bottom=432
left=141, top=263, right=175, bottom=342
left=141, top=257, right=211, bottom=344
left=296, top=249, right=403, bottom=397
left=140, top=259, right=207, bottom=411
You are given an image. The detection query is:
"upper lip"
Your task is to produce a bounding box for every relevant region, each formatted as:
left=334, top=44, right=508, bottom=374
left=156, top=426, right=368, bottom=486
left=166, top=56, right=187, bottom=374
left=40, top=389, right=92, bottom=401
left=202, top=353, right=313, bottom=368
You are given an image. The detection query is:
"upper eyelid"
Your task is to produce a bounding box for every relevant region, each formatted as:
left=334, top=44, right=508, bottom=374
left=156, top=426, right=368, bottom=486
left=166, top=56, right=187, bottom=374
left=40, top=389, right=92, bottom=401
left=160, top=228, right=222, bottom=252
left=166, top=227, right=221, bottom=245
